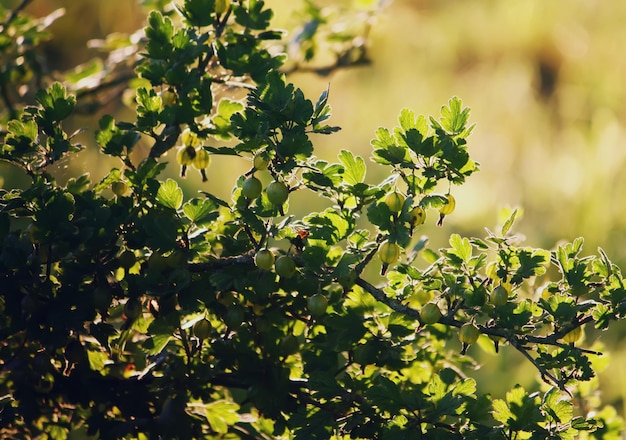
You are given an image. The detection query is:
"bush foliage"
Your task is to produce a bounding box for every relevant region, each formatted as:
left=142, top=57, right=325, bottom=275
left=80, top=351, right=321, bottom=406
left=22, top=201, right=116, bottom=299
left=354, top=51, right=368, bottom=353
left=0, top=1, right=624, bottom=438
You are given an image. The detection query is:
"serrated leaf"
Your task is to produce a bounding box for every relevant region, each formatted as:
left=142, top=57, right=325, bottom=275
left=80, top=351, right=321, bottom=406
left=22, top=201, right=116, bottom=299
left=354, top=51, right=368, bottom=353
left=439, top=96, right=470, bottom=135
left=183, top=198, right=217, bottom=223
left=213, top=98, right=244, bottom=140
left=453, top=378, right=476, bottom=397
left=7, top=119, right=38, bottom=140
left=420, top=194, right=447, bottom=209
left=449, top=234, right=472, bottom=262
left=371, top=126, right=394, bottom=149
left=306, top=208, right=351, bottom=244
left=204, top=400, right=240, bottom=433
left=427, top=374, right=447, bottom=401
left=338, top=149, right=366, bottom=185
left=156, top=178, right=183, bottom=210
left=542, top=387, right=573, bottom=424
left=492, top=398, right=514, bottom=424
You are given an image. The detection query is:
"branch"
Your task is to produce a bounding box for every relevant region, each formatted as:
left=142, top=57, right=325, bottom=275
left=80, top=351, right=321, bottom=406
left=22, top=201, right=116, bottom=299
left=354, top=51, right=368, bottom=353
left=75, top=72, right=136, bottom=100
left=188, top=253, right=255, bottom=272
left=149, top=124, right=181, bottom=158
left=0, top=0, right=33, bottom=33
left=508, top=335, right=568, bottom=394
left=355, top=277, right=421, bottom=322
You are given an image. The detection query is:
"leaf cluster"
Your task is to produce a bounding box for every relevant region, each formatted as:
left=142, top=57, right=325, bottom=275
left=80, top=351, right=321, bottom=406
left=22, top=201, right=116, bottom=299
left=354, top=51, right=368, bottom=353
left=0, top=1, right=624, bottom=439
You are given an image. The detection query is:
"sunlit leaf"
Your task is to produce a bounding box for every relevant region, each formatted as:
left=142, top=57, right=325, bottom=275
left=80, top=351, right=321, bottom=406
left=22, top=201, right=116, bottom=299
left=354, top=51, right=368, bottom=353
left=338, top=149, right=366, bottom=184
left=156, top=178, right=183, bottom=210
left=183, top=198, right=218, bottom=223
left=203, top=400, right=240, bottom=433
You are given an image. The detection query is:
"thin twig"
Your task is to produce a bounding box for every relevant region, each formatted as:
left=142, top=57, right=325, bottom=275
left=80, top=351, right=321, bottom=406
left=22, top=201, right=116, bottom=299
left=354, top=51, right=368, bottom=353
left=355, top=277, right=421, bottom=321
left=75, top=72, right=136, bottom=99
left=510, top=337, right=569, bottom=394
left=0, top=0, right=33, bottom=33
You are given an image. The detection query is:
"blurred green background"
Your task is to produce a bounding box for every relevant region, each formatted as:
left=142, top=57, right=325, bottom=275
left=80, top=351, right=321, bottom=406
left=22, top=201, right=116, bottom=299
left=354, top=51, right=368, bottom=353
left=7, top=0, right=626, bottom=419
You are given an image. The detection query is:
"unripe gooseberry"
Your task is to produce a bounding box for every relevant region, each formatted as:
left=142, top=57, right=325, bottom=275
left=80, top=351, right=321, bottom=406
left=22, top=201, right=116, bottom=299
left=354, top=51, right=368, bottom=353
left=384, top=191, right=405, bottom=213
left=192, top=148, right=210, bottom=170
left=561, top=325, right=583, bottom=343
left=242, top=176, right=263, bottom=199
left=409, top=206, right=426, bottom=227
left=275, top=255, right=296, bottom=278
left=192, top=318, right=212, bottom=340
left=459, top=323, right=480, bottom=345
left=379, top=241, right=401, bottom=265
left=124, top=298, right=142, bottom=321
left=307, top=293, right=328, bottom=317
left=181, top=128, right=201, bottom=147
left=266, top=180, right=289, bottom=206
left=111, top=180, right=129, bottom=196
left=490, top=285, right=509, bottom=306
left=420, top=302, right=442, bottom=325
left=253, top=152, right=270, bottom=170
left=176, top=145, right=196, bottom=166
left=254, top=249, right=275, bottom=270
left=439, top=194, right=456, bottom=215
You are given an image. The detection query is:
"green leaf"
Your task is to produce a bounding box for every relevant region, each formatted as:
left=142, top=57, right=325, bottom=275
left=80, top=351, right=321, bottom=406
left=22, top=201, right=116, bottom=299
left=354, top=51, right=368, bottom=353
left=7, top=119, right=38, bottom=141
left=203, top=400, right=240, bottom=433
left=36, top=82, right=75, bottom=121
left=39, top=191, right=75, bottom=227
left=145, top=11, right=174, bottom=59
left=371, top=127, right=399, bottom=165
left=87, top=350, right=108, bottom=373
left=422, top=248, right=439, bottom=264
left=182, top=198, right=218, bottom=223
left=338, top=149, right=366, bottom=185
left=65, top=58, right=104, bottom=85
left=492, top=398, right=514, bottom=424
left=366, top=201, right=394, bottom=231
left=177, top=0, right=216, bottom=27
left=510, top=248, right=549, bottom=284
left=449, top=234, right=472, bottom=263
left=312, top=87, right=329, bottom=121
left=439, top=96, right=471, bottom=135
left=453, top=378, right=477, bottom=397
left=95, top=115, right=141, bottom=157
left=156, top=178, right=183, bottom=210
left=276, top=130, right=313, bottom=159
left=142, top=334, right=172, bottom=355
left=305, top=209, right=352, bottom=244
left=542, top=388, right=573, bottom=424
left=398, top=108, right=427, bottom=134
left=501, top=208, right=518, bottom=236
left=136, top=87, right=162, bottom=113
left=233, top=0, right=273, bottom=30
left=213, top=99, right=244, bottom=140
left=65, top=174, right=91, bottom=194
left=302, top=161, right=345, bottom=188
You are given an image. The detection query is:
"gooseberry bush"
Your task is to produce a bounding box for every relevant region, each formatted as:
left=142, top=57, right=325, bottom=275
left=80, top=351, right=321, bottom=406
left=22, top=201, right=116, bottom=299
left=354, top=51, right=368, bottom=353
left=0, top=1, right=625, bottom=438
